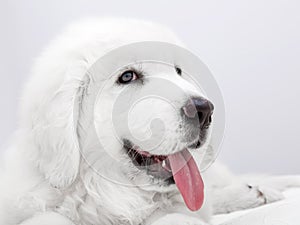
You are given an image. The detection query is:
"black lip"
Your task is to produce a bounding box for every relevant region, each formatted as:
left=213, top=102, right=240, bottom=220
left=187, top=127, right=209, bottom=149
left=188, top=140, right=202, bottom=149
left=123, top=139, right=175, bottom=184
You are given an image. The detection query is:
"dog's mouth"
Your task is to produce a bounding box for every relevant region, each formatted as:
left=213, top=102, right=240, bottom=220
left=124, top=140, right=173, bottom=182
left=123, top=139, right=204, bottom=211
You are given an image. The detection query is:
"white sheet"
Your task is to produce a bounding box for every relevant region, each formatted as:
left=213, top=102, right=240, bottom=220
left=212, top=189, right=300, bottom=225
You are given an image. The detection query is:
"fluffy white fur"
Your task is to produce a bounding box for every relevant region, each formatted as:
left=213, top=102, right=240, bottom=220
left=1, top=18, right=300, bottom=225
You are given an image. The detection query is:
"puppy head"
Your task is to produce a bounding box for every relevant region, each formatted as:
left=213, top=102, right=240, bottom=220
left=79, top=41, right=221, bottom=211
left=20, top=19, right=224, bottom=211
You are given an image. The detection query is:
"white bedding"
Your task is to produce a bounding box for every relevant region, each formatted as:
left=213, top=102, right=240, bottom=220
left=212, top=189, right=300, bottom=225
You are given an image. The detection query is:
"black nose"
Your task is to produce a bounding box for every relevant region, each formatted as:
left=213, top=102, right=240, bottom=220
left=182, top=97, right=214, bottom=128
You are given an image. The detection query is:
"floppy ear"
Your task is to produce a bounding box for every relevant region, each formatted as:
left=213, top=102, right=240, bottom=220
left=30, top=74, right=88, bottom=189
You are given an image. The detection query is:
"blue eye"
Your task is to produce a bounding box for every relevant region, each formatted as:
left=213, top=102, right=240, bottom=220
left=118, top=71, right=138, bottom=84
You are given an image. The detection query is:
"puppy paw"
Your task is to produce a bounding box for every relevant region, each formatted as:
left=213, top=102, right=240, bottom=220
left=212, top=183, right=285, bottom=214
left=253, top=185, right=284, bottom=204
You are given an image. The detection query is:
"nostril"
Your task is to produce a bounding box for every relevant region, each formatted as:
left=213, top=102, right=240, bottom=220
left=197, top=112, right=210, bottom=128
left=197, top=112, right=204, bottom=122
left=202, top=114, right=213, bottom=128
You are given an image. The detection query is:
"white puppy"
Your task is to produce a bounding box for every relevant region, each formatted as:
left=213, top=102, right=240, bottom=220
left=0, top=18, right=299, bottom=225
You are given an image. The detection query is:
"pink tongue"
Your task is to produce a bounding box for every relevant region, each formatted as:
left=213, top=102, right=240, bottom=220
left=168, top=149, right=204, bottom=211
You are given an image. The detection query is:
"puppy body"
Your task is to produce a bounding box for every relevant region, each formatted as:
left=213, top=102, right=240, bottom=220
left=1, top=18, right=299, bottom=225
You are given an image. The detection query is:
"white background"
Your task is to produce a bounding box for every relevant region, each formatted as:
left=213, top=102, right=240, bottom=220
left=0, top=0, right=299, bottom=175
